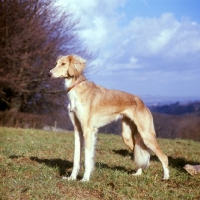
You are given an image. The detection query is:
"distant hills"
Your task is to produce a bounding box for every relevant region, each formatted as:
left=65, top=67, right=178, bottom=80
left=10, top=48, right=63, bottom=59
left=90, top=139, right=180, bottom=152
left=149, top=101, right=200, bottom=141
left=141, top=95, right=200, bottom=107
left=149, top=101, right=200, bottom=115
left=100, top=101, right=200, bottom=141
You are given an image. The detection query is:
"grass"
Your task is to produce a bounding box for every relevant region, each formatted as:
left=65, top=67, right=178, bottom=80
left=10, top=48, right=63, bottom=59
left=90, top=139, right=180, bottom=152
left=0, top=127, right=200, bottom=200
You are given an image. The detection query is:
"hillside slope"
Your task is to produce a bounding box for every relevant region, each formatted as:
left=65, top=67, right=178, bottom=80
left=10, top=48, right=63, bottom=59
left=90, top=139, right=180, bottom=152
left=0, top=127, right=200, bottom=199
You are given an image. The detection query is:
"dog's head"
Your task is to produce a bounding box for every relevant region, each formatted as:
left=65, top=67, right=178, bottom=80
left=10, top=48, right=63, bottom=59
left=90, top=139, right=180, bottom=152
left=48, top=55, right=86, bottom=79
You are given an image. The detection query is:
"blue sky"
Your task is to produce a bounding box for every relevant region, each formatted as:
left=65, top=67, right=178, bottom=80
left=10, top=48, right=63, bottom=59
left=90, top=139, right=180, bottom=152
left=124, top=0, right=200, bottom=22
left=58, top=0, right=200, bottom=101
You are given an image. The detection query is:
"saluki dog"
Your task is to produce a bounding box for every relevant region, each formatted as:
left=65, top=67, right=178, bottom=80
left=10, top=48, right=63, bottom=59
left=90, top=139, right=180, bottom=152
left=48, top=54, right=169, bottom=181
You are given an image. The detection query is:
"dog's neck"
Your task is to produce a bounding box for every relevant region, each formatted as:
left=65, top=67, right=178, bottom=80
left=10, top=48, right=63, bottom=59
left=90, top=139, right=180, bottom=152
left=65, top=74, right=86, bottom=93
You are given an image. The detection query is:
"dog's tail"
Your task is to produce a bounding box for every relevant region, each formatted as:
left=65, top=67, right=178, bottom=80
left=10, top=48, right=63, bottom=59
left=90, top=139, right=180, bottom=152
left=134, top=132, right=150, bottom=169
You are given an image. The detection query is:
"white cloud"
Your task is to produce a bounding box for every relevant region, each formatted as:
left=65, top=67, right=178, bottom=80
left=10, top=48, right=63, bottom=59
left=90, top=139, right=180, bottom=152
left=107, top=13, right=200, bottom=72
left=57, top=0, right=200, bottom=97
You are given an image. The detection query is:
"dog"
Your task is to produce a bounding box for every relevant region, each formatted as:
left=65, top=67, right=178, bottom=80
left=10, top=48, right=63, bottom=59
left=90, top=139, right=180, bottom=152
left=48, top=54, right=169, bottom=181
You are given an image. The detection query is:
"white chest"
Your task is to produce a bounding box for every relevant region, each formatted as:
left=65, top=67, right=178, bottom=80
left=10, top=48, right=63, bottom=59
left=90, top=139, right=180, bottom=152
left=67, top=91, right=82, bottom=113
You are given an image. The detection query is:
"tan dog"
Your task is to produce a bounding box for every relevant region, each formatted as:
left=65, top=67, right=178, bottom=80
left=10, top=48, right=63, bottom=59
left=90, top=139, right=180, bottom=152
left=48, top=54, right=169, bottom=181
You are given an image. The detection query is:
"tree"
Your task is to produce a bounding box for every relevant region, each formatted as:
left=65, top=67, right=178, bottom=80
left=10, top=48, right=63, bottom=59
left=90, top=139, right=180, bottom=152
left=0, top=0, right=92, bottom=116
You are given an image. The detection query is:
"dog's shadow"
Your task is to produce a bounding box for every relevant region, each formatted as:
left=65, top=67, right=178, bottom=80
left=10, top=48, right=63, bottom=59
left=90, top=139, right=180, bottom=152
left=112, top=149, right=199, bottom=173
left=9, top=155, right=73, bottom=176
left=9, top=150, right=199, bottom=177
left=30, top=157, right=73, bottom=176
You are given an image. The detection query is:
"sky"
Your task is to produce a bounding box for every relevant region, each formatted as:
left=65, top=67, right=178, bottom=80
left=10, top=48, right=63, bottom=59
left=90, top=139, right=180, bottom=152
left=57, top=0, right=200, bottom=102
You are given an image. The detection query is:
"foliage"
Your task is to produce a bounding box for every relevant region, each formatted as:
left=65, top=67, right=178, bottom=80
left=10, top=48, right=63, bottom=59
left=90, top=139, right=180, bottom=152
left=0, top=0, right=92, bottom=114
left=153, top=112, right=200, bottom=141
left=0, top=127, right=200, bottom=199
left=0, top=110, right=73, bottom=130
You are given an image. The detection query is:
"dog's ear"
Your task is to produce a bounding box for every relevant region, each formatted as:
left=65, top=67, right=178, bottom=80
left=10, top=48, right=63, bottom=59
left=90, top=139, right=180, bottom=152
left=67, top=55, right=86, bottom=78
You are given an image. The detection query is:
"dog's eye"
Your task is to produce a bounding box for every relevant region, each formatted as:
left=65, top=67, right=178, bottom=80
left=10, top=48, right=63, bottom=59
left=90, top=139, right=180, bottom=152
left=61, top=63, right=65, bottom=66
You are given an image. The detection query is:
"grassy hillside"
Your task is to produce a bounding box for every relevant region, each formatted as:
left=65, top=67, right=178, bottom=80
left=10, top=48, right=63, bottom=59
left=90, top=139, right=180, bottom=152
left=0, top=127, right=200, bottom=199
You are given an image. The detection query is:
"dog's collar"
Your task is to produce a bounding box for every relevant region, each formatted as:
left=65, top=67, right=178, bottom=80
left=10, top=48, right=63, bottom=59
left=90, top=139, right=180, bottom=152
left=67, top=79, right=85, bottom=93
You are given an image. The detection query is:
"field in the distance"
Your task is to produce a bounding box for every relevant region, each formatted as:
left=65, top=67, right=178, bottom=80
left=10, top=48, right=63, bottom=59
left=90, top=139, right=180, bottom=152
left=0, top=127, right=200, bottom=199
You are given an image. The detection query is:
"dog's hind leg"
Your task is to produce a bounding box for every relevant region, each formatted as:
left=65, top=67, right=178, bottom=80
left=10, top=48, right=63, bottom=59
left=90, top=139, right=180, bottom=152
left=133, top=132, right=150, bottom=176
left=142, top=134, right=169, bottom=179
left=133, top=108, right=169, bottom=179
left=122, top=116, right=150, bottom=176
left=121, top=116, right=135, bottom=151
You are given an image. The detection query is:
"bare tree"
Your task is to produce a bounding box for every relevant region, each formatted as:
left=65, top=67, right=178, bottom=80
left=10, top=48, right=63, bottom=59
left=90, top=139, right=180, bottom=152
left=0, top=0, right=92, bottom=117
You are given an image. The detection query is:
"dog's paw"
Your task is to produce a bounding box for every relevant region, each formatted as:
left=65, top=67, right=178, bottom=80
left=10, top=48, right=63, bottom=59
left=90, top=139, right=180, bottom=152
left=80, top=177, right=89, bottom=182
left=163, top=176, right=169, bottom=180
left=63, top=176, right=76, bottom=181
left=163, top=168, right=170, bottom=180
left=132, top=168, right=142, bottom=176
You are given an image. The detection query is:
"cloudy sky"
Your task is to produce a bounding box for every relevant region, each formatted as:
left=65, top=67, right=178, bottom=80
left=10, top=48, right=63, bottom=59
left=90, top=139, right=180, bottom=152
left=58, top=0, right=200, bottom=101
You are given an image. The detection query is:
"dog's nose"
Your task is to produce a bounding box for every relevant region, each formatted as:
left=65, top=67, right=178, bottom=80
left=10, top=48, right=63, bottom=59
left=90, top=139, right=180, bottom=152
left=48, top=72, right=52, bottom=77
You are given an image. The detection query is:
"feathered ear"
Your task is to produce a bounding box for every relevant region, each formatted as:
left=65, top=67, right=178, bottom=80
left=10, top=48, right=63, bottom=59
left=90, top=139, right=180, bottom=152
left=67, top=55, right=86, bottom=78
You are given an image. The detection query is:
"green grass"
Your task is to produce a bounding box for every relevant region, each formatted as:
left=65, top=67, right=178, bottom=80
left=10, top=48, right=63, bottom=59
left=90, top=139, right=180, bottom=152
left=0, top=127, right=200, bottom=200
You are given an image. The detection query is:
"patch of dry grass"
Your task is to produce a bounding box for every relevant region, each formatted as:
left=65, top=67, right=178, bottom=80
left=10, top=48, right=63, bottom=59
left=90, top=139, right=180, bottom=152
left=0, top=127, right=200, bottom=199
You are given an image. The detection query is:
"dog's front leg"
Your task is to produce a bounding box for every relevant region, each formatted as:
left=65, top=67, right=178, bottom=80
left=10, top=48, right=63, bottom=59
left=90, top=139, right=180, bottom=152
left=67, top=130, right=83, bottom=180
left=81, top=128, right=96, bottom=182
left=65, top=110, right=83, bottom=181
